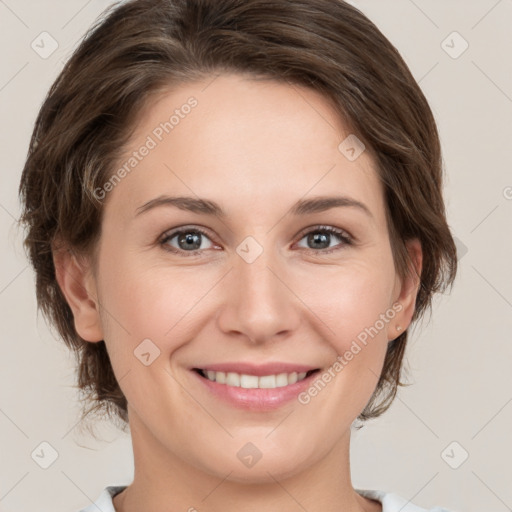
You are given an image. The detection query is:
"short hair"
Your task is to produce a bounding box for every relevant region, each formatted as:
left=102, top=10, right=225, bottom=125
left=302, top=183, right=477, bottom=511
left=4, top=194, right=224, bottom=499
left=18, top=0, right=457, bottom=430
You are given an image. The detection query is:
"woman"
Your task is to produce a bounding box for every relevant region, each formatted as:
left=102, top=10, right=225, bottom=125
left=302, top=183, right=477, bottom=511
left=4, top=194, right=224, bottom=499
left=19, top=0, right=458, bottom=511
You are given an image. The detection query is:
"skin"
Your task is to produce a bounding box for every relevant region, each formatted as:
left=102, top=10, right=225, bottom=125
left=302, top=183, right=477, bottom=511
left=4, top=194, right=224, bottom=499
left=55, top=73, right=422, bottom=512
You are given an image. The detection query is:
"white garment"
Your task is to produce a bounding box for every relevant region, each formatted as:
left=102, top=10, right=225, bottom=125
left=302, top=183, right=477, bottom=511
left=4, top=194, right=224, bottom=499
left=79, top=485, right=456, bottom=511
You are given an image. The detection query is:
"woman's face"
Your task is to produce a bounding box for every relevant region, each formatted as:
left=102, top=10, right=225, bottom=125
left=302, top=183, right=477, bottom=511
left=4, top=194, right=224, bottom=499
left=76, top=73, right=420, bottom=482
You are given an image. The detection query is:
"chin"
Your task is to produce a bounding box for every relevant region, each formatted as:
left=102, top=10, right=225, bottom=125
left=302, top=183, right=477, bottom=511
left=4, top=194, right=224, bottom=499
left=195, top=444, right=315, bottom=485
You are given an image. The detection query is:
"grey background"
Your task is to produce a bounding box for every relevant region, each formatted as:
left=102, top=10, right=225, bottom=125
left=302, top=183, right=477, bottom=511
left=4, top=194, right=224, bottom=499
left=1, top=1, right=511, bottom=511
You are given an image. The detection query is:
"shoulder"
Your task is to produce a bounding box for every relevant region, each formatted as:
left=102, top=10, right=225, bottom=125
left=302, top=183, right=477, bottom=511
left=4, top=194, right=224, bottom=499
left=357, top=488, right=457, bottom=512
left=78, top=485, right=127, bottom=512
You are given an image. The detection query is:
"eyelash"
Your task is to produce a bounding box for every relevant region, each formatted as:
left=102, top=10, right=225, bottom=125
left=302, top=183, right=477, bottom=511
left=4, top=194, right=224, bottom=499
left=159, top=225, right=353, bottom=257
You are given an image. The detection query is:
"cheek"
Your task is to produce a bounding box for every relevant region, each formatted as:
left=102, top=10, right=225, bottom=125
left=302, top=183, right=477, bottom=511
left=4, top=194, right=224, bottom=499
left=305, top=260, right=396, bottom=347
left=97, top=253, right=214, bottom=349
left=299, top=265, right=395, bottom=415
left=95, top=258, right=208, bottom=403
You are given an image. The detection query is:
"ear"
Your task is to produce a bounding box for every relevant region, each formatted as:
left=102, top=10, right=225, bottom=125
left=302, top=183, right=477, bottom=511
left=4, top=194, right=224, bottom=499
left=53, top=245, right=104, bottom=342
left=390, top=238, right=423, bottom=339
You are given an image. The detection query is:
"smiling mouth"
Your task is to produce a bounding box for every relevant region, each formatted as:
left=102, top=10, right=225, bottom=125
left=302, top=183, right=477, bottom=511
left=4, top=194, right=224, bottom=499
left=193, top=368, right=320, bottom=389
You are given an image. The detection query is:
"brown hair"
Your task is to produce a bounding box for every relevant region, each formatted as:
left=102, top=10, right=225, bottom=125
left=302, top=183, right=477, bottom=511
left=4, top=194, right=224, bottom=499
left=18, top=0, right=457, bottom=431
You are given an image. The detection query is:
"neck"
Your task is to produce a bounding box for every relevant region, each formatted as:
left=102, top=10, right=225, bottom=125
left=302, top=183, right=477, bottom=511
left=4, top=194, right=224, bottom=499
left=113, top=412, right=381, bottom=512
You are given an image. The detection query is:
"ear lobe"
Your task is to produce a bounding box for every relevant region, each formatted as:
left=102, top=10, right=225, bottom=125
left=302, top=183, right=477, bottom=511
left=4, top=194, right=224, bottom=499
left=392, top=238, right=423, bottom=333
left=53, top=246, right=104, bottom=342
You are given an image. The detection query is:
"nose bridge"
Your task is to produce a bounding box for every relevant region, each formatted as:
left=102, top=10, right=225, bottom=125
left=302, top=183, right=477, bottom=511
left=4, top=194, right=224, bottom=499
left=238, top=250, right=279, bottom=299
left=235, top=240, right=286, bottom=313
left=216, top=237, right=301, bottom=342
left=233, top=229, right=279, bottom=288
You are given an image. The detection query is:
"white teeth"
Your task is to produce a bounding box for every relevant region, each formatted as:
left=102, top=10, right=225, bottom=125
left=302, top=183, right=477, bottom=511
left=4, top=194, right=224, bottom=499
left=258, top=375, right=276, bottom=388
left=226, top=372, right=240, bottom=386
left=276, top=373, right=289, bottom=387
left=200, top=369, right=312, bottom=388
left=240, top=374, right=259, bottom=388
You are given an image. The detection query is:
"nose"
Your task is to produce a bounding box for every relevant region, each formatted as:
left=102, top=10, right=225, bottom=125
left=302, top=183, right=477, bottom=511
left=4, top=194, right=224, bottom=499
left=216, top=246, right=302, bottom=345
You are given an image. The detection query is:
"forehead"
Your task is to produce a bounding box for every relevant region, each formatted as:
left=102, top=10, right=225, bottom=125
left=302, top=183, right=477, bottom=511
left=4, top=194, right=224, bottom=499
left=104, top=73, right=385, bottom=225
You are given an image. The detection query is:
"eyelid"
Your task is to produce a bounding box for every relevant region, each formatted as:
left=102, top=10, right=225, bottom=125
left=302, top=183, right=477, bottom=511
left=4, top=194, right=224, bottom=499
left=160, top=224, right=213, bottom=242
left=295, top=224, right=353, bottom=242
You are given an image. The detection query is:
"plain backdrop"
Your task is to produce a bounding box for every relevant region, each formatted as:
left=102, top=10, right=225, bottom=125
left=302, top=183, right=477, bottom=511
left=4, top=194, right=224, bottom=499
left=1, top=1, right=511, bottom=511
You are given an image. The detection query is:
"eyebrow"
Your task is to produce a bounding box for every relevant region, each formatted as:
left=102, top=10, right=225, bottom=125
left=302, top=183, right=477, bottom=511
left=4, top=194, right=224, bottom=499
left=135, top=195, right=373, bottom=219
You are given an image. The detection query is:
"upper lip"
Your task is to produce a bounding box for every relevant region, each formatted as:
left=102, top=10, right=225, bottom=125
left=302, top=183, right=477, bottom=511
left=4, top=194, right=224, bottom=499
left=192, top=362, right=319, bottom=376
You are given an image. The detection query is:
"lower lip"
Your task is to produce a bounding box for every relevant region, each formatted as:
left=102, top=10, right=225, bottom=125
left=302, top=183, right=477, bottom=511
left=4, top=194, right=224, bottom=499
left=191, top=370, right=320, bottom=411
